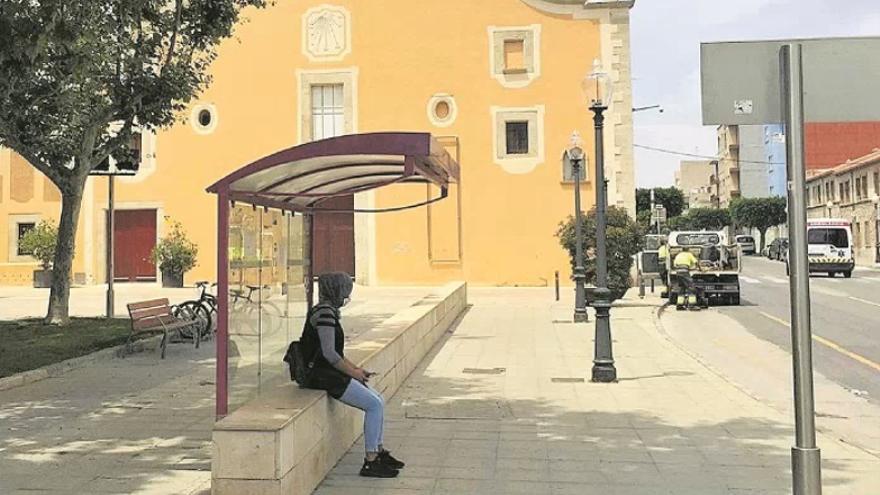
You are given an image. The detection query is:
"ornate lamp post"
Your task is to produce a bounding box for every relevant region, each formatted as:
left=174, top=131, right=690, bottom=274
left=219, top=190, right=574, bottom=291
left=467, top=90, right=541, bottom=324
left=565, top=132, right=588, bottom=323
left=583, top=59, right=617, bottom=383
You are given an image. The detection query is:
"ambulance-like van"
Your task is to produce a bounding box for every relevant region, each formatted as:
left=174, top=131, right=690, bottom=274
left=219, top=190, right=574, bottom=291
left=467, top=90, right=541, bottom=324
left=804, top=219, right=855, bottom=278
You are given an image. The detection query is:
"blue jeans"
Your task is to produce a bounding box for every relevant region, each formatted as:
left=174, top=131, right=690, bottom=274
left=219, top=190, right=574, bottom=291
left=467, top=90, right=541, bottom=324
left=338, top=380, right=385, bottom=453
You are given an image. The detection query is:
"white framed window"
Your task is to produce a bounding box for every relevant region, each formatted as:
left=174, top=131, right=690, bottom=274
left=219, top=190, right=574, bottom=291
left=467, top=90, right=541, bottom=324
left=191, top=104, right=219, bottom=135
left=491, top=105, right=545, bottom=174
left=297, top=68, right=358, bottom=143
left=427, top=94, right=458, bottom=128
left=311, top=84, right=345, bottom=140
left=8, top=214, right=41, bottom=263
left=488, top=25, right=541, bottom=88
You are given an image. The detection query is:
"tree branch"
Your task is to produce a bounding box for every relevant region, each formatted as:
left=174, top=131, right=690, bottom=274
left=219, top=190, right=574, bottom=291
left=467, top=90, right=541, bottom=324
left=162, top=0, right=184, bottom=73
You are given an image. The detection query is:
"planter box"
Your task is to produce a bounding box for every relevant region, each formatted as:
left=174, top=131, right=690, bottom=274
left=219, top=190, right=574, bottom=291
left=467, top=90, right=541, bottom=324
left=161, top=270, right=184, bottom=288
left=33, top=269, right=53, bottom=288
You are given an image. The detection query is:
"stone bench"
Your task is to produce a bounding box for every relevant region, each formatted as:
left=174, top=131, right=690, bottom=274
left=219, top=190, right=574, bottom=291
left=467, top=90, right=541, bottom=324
left=212, top=282, right=467, bottom=495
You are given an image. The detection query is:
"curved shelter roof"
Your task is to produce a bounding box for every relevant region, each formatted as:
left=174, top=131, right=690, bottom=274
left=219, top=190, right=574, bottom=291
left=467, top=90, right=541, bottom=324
left=207, top=132, right=459, bottom=212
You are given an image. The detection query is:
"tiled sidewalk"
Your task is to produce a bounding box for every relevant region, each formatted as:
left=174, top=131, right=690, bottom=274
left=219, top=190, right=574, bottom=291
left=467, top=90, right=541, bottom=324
left=0, top=286, right=433, bottom=495
left=314, top=289, right=880, bottom=495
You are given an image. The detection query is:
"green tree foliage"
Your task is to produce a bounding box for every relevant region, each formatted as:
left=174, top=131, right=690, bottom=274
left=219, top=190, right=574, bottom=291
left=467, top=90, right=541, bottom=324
left=556, top=207, right=643, bottom=301
left=19, top=221, right=59, bottom=270
left=667, top=208, right=731, bottom=231
left=635, top=187, right=686, bottom=218
left=729, top=197, right=788, bottom=252
left=0, top=0, right=267, bottom=324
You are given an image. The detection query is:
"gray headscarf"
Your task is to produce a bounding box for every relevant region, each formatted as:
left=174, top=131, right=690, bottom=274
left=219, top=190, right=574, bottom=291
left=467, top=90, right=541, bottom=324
left=317, top=272, right=353, bottom=309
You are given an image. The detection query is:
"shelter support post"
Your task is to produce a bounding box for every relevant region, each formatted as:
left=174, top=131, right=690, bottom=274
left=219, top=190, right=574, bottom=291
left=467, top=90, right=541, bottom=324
left=216, top=193, right=230, bottom=419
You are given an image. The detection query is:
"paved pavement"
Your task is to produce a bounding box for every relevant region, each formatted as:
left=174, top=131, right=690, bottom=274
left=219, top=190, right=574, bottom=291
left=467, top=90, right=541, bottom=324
left=0, top=285, right=433, bottom=495
left=728, top=256, right=880, bottom=404
left=314, top=288, right=880, bottom=495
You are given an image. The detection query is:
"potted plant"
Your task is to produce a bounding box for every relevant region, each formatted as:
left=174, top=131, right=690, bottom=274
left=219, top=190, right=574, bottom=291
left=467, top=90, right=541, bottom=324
left=20, top=221, right=59, bottom=288
left=150, top=221, right=198, bottom=288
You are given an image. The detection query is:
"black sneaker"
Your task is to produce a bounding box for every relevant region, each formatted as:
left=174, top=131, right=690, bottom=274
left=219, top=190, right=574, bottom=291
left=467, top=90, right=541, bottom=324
left=360, top=458, right=399, bottom=478
left=378, top=450, right=405, bottom=469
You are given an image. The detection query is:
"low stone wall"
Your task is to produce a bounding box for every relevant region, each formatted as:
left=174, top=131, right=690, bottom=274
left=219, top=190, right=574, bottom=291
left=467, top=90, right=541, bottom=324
left=211, top=282, right=467, bottom=495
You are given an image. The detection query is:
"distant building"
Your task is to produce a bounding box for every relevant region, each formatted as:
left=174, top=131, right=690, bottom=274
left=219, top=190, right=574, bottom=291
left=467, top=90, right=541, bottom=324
left=805, top=149, right=880, bottom=266
left=764, top=124, right=787, bottom=197
left=675, top=160, right=715, bottom=209
left=738, top=125, right=770, bottom=198
left=716, top=125, right=769, bottom=205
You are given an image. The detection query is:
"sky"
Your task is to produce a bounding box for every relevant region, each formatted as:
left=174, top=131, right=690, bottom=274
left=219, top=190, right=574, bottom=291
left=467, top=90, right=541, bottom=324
left=630, top=0, right=880, bottom=188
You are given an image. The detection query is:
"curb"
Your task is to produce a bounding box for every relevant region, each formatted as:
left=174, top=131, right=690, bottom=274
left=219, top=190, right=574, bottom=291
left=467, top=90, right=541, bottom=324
left=0, top=334, right=163, bottom=392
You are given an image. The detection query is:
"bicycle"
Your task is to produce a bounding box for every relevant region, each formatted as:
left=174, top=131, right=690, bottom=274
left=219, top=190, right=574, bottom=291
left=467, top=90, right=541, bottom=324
left=229, top=284, right=285, bottom=336
left=173, top=281, right=217, bottom=342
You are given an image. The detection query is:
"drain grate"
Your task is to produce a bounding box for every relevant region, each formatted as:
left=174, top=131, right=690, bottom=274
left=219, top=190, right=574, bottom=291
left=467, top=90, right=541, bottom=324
left=551, top=377, right=585, bottom=383
left=462, top=367, right=506, bottom=375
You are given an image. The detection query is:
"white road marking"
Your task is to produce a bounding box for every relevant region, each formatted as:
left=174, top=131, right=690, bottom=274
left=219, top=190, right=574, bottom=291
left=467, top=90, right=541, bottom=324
left=739, top=276, right=761, bottom=284
left=849, top=296, right=880, bottom=308
left=759, top=312, right=880, bottom=373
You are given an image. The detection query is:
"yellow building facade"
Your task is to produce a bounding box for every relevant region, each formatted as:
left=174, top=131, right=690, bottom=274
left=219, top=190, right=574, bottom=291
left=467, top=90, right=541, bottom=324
left=0, top=0, right=635, bottom=287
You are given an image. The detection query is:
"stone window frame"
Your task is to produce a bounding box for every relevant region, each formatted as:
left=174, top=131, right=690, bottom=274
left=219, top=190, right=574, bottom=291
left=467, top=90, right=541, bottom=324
left=8, top=214, right=41, bottom=263
left=296, top=68, right=358, bottom=144
left=488, top=25, right=542, bottom=88
left=491, top=105, right=545, bottom=174
left=426, top=94, right=458, bottom=128
left=104, top=123, right=158, bottom=185
left=191, top=103, right=219, bottom=136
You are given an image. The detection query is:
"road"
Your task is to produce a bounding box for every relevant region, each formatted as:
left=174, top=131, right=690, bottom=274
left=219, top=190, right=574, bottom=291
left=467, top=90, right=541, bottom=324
left=730, top=255, right=880, bottom=404
left=659, top=254, right=880, bottom=455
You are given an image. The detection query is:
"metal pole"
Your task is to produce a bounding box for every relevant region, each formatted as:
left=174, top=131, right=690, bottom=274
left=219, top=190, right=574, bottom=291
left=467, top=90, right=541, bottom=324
left=105, top=176, right=115, bottom=318
left=591, top=104, right=616, bottom=383
left=781, top=43, right=822, bottom=495
left=573, top=157, right=588, bottom=323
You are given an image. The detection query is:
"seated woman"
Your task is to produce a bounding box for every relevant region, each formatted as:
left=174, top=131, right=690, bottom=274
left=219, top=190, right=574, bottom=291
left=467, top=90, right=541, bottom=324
left=300, top=272, right=405, bottom=478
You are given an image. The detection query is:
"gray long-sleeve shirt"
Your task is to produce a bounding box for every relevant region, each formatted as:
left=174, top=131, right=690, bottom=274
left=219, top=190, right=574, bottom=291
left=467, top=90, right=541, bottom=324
left=311, top=306, right=342, bottom=365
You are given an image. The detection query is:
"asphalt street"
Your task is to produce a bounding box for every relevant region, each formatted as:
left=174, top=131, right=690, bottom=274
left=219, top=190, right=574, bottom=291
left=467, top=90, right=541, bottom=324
left=719, top=255, right=880, bottom=405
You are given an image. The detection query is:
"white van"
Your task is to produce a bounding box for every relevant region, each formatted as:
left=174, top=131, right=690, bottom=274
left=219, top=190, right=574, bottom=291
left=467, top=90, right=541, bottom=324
left=806, top=219, right=854, bottom=278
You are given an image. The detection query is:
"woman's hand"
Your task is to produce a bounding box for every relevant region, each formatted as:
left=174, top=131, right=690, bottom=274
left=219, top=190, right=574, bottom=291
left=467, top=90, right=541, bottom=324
left=351, top=367, right=369, bottom=383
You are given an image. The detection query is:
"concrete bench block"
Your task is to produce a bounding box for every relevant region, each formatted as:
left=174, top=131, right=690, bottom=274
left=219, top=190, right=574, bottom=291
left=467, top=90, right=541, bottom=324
left=213, top=282, right=467, bottom=495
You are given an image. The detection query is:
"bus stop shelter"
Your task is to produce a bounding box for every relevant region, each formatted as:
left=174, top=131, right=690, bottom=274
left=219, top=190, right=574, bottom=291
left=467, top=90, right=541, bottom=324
left=206, top=132, right=459, bottom=416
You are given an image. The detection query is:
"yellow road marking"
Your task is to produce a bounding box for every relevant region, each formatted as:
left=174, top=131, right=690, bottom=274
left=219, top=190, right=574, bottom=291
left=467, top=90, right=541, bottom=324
left=849, top=296, right=880, bottom=308
left=759, top=311, right=880, bottom=373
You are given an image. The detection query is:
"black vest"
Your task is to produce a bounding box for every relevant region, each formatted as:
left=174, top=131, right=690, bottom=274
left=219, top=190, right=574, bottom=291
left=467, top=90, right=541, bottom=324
left=300, top=304, right=351, bottom=398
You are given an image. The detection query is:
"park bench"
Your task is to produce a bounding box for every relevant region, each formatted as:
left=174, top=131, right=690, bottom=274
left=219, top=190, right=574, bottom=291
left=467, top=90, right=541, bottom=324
left=126, top=298, right=197, bottom=359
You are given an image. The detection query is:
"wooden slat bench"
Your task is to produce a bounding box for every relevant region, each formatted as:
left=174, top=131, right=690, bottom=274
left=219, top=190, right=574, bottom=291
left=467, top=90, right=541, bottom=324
left=126, top=298, right=196, bottom=359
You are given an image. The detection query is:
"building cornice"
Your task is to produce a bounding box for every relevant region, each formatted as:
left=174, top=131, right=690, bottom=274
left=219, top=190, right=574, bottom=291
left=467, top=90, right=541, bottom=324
left=519, top=0, right=634, bottom=17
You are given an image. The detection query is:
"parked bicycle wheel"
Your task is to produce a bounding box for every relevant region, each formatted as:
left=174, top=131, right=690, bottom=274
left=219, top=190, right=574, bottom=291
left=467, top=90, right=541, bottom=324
left=175, top=301, right=211, bottom=341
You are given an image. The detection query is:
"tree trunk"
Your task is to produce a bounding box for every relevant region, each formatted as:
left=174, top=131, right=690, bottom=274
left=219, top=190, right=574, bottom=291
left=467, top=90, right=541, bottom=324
left=46, top=177, right=87, bottom=325
left=759, top=227, right=768, bottom=253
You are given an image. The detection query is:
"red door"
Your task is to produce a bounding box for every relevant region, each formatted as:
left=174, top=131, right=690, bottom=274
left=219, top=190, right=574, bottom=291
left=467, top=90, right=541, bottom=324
left=312, top=196, right=355, bottom=277
left=113, top=209, right=157, bottom=282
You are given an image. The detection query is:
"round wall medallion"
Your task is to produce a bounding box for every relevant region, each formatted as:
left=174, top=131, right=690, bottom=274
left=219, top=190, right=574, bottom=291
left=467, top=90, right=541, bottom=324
left=427, top=94, right=457, bottom=128
left=191, top=104, right=218, bottom=135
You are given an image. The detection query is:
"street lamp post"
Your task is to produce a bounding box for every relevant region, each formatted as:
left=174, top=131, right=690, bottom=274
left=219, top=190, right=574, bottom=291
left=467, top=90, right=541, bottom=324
left=565, top=134, right=588, bottom=323
left=584, top=59, right=617, bottom=383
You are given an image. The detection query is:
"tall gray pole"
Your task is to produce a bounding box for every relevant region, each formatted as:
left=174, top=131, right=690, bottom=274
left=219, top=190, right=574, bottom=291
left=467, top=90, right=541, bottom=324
left=572, top=157, right=588, bottom=323
left=591, top=104, right=616, bottom=383
left=780, top=43, right=822, bottom=495
left=106, top=175, right=115, bottom=318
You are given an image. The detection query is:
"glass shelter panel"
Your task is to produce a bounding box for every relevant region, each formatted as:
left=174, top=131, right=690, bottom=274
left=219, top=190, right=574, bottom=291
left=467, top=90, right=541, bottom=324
left=227, top=204, right=307, bottom=413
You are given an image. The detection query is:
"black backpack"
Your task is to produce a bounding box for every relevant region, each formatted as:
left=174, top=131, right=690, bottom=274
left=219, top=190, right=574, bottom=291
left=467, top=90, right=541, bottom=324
left=283, top=340, right=317, bottom=386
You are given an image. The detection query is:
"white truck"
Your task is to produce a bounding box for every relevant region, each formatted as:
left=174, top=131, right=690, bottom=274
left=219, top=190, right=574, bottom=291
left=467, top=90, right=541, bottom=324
left=786, top=219, right=855, bottom=278
left=665, top=230, right=742, bottom=306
